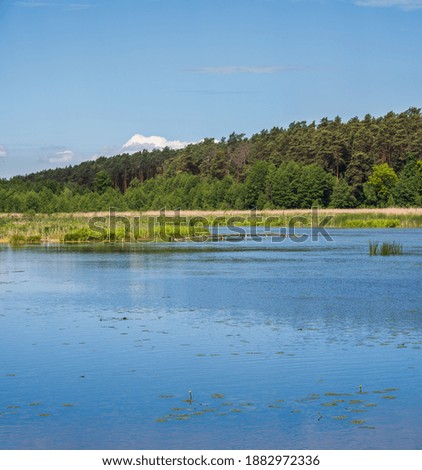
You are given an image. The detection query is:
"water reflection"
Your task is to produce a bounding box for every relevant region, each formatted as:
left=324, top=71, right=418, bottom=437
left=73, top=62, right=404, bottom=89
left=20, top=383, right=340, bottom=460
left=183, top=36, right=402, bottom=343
left=0, top=229, right=421, bottom=449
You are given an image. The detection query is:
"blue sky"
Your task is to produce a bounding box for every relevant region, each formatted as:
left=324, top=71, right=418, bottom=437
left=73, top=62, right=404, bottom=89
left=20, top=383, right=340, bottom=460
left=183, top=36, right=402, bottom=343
left=0, top=0, right=421, bottom=177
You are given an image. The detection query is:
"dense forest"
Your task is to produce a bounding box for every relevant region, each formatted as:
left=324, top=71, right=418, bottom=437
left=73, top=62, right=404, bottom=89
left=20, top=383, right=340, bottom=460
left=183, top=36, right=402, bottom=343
left=1, top=108, right=422, bottom=213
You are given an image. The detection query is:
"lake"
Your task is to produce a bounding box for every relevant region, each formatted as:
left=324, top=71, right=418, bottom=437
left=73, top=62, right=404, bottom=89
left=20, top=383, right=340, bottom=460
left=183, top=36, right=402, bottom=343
left=0, top=229, right=421, bottom=450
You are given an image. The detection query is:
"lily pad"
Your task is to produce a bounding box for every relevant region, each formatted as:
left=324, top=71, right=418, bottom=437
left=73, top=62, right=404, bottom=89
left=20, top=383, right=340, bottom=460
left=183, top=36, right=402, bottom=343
left=174, top=415, right=190, bottom=421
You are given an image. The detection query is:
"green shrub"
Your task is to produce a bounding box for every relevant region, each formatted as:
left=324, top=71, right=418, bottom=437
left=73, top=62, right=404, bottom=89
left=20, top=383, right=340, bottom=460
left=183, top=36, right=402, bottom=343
left=64, top=227, right=104, bottom=242
left=26, top=234, right=42, bottom=244
left=9, top=234, right=26, bottom=245
left=346, top=218, right=400, bottom=228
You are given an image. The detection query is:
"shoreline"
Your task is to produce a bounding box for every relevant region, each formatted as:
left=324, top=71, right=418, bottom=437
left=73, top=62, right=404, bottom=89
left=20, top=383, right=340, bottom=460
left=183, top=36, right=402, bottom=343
left=1, top=208, right=421, bottom=245
left=1, top=208, right=422, bottom=218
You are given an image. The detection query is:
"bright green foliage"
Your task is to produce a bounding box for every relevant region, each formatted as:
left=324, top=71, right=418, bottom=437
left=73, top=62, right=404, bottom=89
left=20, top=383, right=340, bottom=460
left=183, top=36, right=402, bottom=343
left=245, top=161, right=270, bottom=209
left=296, top=164, right=334, bottom=208
left=364, top=164, right=398, bottom=206
left=64, top=227, right=105, bottom=242
left=271, top=162, right=302, bottom=208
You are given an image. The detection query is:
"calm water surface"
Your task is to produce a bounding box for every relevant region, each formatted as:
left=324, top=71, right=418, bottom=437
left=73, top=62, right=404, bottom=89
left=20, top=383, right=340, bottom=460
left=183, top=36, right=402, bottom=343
left=0, top=229, right=421, bottom=449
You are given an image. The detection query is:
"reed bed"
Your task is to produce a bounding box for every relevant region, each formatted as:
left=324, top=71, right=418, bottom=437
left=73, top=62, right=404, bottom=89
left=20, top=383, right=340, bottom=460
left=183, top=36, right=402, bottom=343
left=369, top=241, right=403, bottom=256
left=0, top=214, right=210, bottom=244
left=0, top=210, right=420, bottom=245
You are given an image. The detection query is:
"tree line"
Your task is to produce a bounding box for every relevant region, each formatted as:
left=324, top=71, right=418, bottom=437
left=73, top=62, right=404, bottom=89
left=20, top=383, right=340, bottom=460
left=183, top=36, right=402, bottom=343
left=1, top=108, right=422, bottom=213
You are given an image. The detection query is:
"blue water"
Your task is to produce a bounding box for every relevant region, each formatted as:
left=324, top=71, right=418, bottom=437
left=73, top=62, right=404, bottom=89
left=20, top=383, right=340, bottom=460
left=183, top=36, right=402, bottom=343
left=0, top=229, right=421, bottom=449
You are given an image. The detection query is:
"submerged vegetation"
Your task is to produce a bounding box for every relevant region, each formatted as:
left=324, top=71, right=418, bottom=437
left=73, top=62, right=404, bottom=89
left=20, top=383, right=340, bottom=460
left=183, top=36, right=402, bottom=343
left=369, top=241, right=404, bottom=256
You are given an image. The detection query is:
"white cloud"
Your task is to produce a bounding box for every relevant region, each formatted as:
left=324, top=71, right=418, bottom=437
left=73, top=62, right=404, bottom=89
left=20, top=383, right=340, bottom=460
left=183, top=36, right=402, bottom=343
left=0, top=145, right=7, bottom=158
left=122, top=134, right=193, bottom=153
left=46, top=150, right=74, bottom=164
left=188, top=66, right=301, bottom=75
left=355, top=0, right=422, bottom=9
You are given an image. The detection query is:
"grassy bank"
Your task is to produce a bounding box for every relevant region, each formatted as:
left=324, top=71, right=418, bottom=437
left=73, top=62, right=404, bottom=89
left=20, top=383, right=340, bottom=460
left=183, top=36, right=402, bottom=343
left=0, top=209, right=421, bottom=245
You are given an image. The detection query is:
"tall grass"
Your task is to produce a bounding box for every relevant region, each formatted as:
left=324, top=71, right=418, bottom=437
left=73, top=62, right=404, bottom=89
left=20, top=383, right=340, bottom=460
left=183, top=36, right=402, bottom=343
left=206, top=212, right=422, bottom=228
left=369, top=241, right=403, bottom=256
left=0, top=211, right=420, bottom=245
left=369, top=241, right=379, bottom=256
left=0, top=214, right=211, bottom=244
